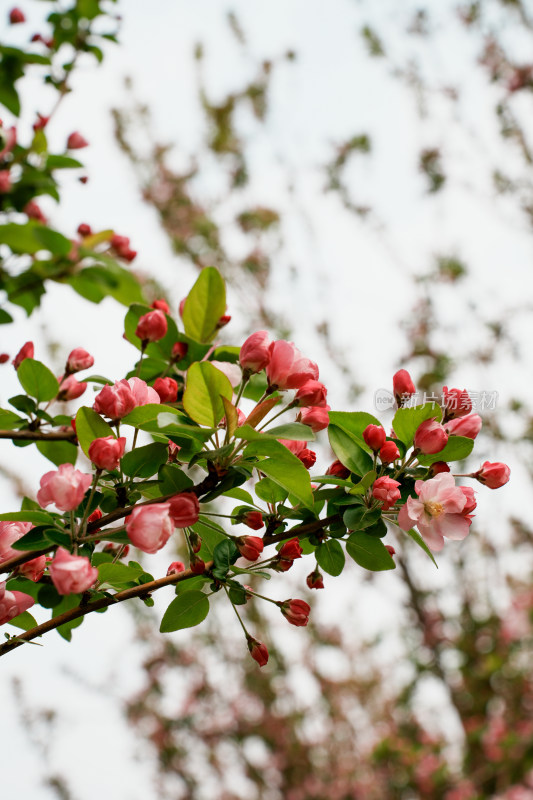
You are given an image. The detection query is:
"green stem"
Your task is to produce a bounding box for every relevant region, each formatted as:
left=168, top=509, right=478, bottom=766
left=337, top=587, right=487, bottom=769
left=257, top=400, right=297, bottom=432
left=78, top=469, right=102, bottom=540
left=223, top=584, right=251, bottom=638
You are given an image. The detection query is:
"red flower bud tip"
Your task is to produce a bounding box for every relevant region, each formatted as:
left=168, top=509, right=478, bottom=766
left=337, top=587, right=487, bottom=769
left=79, top=176, right=88, bottom=184
left=280, top=598, right=311, bottom=627
left=70, top=418, right=77, bottom=435
left=295, top=380, right=328, bottom=408
left=414, top=418, right=448, bottom=455
left=168, top=441, right=181, bottom=462
left=153, top=377, right=178, bottom=404
left=298, top=405, right=330, bottom=432
left=103, top=543, right=129, bottom=558
left=474, top=461, right=511, bottom=489
left=363, top=424, right=386, bottom=452
left=239, top=330, right=272, bottom=374
left=385, top=545, right=396, bottom=557
left=23, top=200, right=47, bottom=223
left=393, top=369, right=416, bottom=405
left=190, top=557, right=206, bottom=575
left=172, top=341, right=188, bottom=362
left=428, top=461, right=450, bottom=477
left=32, top=114, right=49, bottom=131
left=325, top=459, right=350, bottom=480
left=88, top=435, right=126, bottom=471
left=442, top=386, right=472, bottom=420
left=57, top=374, right=87, bottom=401
left=306, top=570, right=324, bottom=590
left=12, top=341, right=34, bottom=369
left=87, top=508, right=102, bottom=532
left=67, top=131, right=89, bottom=150
left=151, top=298, right=170, bottom=313
left=167, top=561, right=185, bottom=576
left=379, top=440, right=400, bottom=463
left=9, top=8, right=25, bottom=24
left=272, top=557, right=294, bottom=572
left=247, top=637, right=269, bottom=667
left=278, top=537, right=302, bottom=560
left=135, top=309, right=168, bottom=343
left=66, top=347, right=94, bottom=373
left=188, top=531, right=202, bottom=553
left=31, top=33, right=43, bottom=43
left=178, top=297, right=187, bottom=318
left=0, top=353, right=9, bottom=364
left=298, top=448, right=316, bottom=469
left=445, top=414, right=482, bottom=440
left=0, top=170, right=12, bottom=193
left=217, top=314, right=231, bottom=328
left=123, top=249, right=137, bottom=262
left=169, top=492, right=200, bottom=528
left=77, top=223, right=92, bottom=237
left=236, top=535, right=264, bottom=560
left=241, top=511, right=264, bottom=531
left=372, top=476, right=401, bottom=510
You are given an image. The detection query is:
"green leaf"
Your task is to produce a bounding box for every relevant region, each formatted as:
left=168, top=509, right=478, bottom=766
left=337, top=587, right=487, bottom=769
left=405, top=527, right=438, bottom=567
left=46, top=155, right=83, bottom=169
left=158, top=465, right=194, bottom=495
left=121, top=403, right=184, bottom=427
left=160, top=590, right=210, bottom=633
left=0, top=408, right=24, bottom=428
left=182, top=267, right=226, bottom=343
left=75, top=407, right=115, bottom=458
left=36, top=440, right=78, bottom=467
left=97, top=563, right=143, bottom=584
left=265, top=422, right=315, bottom=441
left=255, top=477, right=288, bottom=504
left=194, top=519, right=227, bottom=560
left=417, top=436, right=474, bottom=465
left=11, top=526, right=55, bottom=551
left=17, top=359, right=59, bottom=402
left=316, top=539, right=345, bottom=576
left=212, top=539, right=239, bottom=578
left=8, top=611, right=37, bottom=631
left=243, top=439, right=314, bottom=509
left=343, top=506, right=382, bottom=531
left=0, top=511, right=55, bottom=524
left=346, top=532, right=396, bottom=571
left=328, top=411, right=381, bottom=451
left=121, top=443, right=168, bottom=478
left=224, top=487, right=255, bottom=505
left=183, top=361, right=233, bottom=427
left=0, top=222, right=69, bottom=255
left=328, top=425, right=373, bottom=477
left=33, top=227, right=72, bottom=257
left=0, top=309, right=13, bottom=324
left=392, top=402, right=442, bottom=446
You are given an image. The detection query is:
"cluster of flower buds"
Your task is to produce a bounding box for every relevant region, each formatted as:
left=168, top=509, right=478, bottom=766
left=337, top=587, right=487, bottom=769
left=110, top=232, right=137, bottom=262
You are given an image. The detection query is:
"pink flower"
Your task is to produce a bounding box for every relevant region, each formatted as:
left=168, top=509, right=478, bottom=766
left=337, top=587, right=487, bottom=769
left=127, top=377, right=160, bottom=406
left=151, top=298, right=170, bottom=313
left=93, top=380, right=136, bottom=419
left=278, top=537, right=302, bottom=560
left=126, top=503, right=173, bottom=554
left=168, top=493, right=200, bottom=528
left=298, top=405, right=330, bottom=432
left=280, top=598, right=311, bottom=627
left=210, top=360, right=242, bottom=387
left=363, top=424, right=386, bottom=452
left=397, top=473, right=471, bottom=552
left=166, top=561, right=185, bottom=576
left=474, top=461, right=510, bottom=489
left=135, top=309, right=168, bottom=342
left=306, top=569, right=324, bottom=590
left=9, top=7, right=25, bottom=24
left=0, top=521, right=32, bottom=562
left=442, top=386, right=472, bottom=419
left=295, top=380, right=328, bottom=407
left=88, top=436, right=126, bottom=471
left=153, top=377, right=178, bottom=403
left=0, top=582, right=34, bottom=625
left=66, top=131, right=88, bottom=149
left=57, top=374, right=87, bottom=401
left=66, top=348, right=94, bottom=373
left=379, top=441, right=400, bottom=463
left=414, top=418, right=448, bottom=454
left=50, top=548, right=98, bottom=595
left=372, top=476, right=401, bottom=510
left=12, top=341, right=34, bottom=369
left=236, top=536, right=264, bottom=560
left=19, top=555, right=46, bottom=582
left=445, top=413, right=482, bottom=439
left=0, top=170, right=12, bottom=192
left=248, top=637, right=269, bottom=667
left=239, top=330, right=272, bottom=373
left=266, top=340, right=319, bottom=391
left=393, top=369, right=416, bottom=404
left=460, top=485, right=477, bottom=517
left=37, top=463, right=92, bottom=511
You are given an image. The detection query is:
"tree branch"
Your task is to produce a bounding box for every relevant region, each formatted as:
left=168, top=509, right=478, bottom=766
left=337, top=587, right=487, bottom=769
left=0, top=429, right=77, bottom=442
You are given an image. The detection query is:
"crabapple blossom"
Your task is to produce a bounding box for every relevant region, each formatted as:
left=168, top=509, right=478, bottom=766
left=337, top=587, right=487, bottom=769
left=0, top=521, right=32, bottom=562
left=57, top=375, right=87, bottom=401
left=66, top=348, right=94, bottom=373
left=126, top=504, right=173, bottom=554
left=442, top=386, right=472, bottom=419
left=397, top=473, right=471, bottom=552
left=168, top=493, right=200, bottom=528
left=295, top=380, right=328, bottom=407
left=325, top=460, right=350, bottom=479
left=66, top=132, right=89, bottom=149
left=248, top=638, right=269, bottom=667
left=88, top=436, right=126, bottom=471
left=266, top=340, right=319, bottom=390
left=280, top=599, right=311, bottom=627
left=167, top=561, right=185, bottom=576
left=153, top=377, right=178, bottom=403
left=414, top=418, right=448, bottom=454
left=93, top=380, right=137, bottom=419
left=306, top=570, right=324, bottom=590
left=298, top=405, right=330, bottom=432
left=474, top=461, right=511, bottom=489
left=278, top=538, right=302, bottom=560
left=372, top=476, right=401, bottom=510
left=239, top=511, right=264, bottom=530
left=50, top=548, right=98, bottom=595
left=363, top=424, right=386, bottom=451
left=37, top=464, right=92, bottom=511
left=239, top=330, right=271, bottom=373
left=379, top=441, right=401, bottom=463
left=236, top=536, right=264, bottom=561
left=12, top=341, right=34, bottom=369
left=393, top=369, right=416, bottom=404
left=445, top=414, right=482, bottom=439
left=135, top=309, right=168, bottom=342
left=18, top=555, right=47, bottom=582
left=0, top=582, right=34, bottom=626
left=151, top=299, right=170, bottom=313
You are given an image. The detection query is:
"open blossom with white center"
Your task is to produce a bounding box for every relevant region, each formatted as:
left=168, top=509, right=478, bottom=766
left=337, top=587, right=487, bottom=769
left=397, top=472, right=471, bottom=552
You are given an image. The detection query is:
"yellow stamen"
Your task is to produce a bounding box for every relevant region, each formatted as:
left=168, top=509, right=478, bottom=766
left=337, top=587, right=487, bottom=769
left=424, top=501, right=444, bottom=518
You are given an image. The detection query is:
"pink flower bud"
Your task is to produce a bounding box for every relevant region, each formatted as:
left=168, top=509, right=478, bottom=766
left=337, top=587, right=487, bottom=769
left=94, top=378, right=158, bottom=420
left=87, top=508, right=102, bottom=531
left=172, top=341, right=188, bottom=361
left=278, top=537, right=302, bottom=560
left=127, top=377, right=161, bottom=406
left=460, top=486, right=477, bottom=516
left=0, top=353, right=9, bottom=363
left=77, top=223, right=92, bottom=237
left=168, top=441, right=181, bottom=462
left=66, top=131, right=89, bottom=149
left=299, top=448, right=316, bottom=469
left=363, top=424, right=387, bottom=452
left=217, top=314, right=231, bottom=328
left=88, top=435, right=126, bottom=471
left=37, top=464, right=92, bottom=511
left=18, top=555, right=46, bottom=582
left=189, top=531, right=202, bottom=553
left=442, top=386, right=472, bottom=419
left=240, top=511, right=264, bottom=531
left=474, top=461, right=511, bottom=489
left=239, top=330, right=272, bottom=373
left=414, top=418, right=448, bottom=454
left=0, top=124, right=16, bottom=160
left=0, top=170, right=12, bottom=192
left=126, top=503, right=173, bottom=554
left=325, top=460, right=350, bottom=479
left=9, top=8, right=25, bottom=24
left=393, top=369, right=416, bottom=405
left=298, top=405, right=330, bottom=432
left=372, top=476, right=401, bottom=510
left=24, top=199, right=47, bottom=222
left=12, top=341, right=34, bottom=369
left=190, top=556, right=206, bottom=574
left=50, top=548, right=98, bottom=595
left=272, top=557, right=294, bottom=572
left=135, top=309, right=168, bottom=343
left=66, top=347, right=94, bottom=373
left=379, top=441, right=400, bottom=463
left=169, top=493, right=200, bottom=528
left=247, top=638, right=269, bottom=667
left=295, top=380, right=328, bottom=408
left=385, top=545, right=396, bottom=557
left=0, top=582, right=34, bottom=626
left=266, top=340, right=319, bottom=391
left=57, top=374, right=87, bottom=401
left=236, top=535, right=264, bottom=560
left=0, top=521, right=32, bottom=562
left=445, top=414, right=482, bottom=440
left=306, top=569, right=324, bottom=590
left=280, top=598, right=311, bottom=627
left=167, top=561, right=185, bottom=576
left=151, top=298, right=170, bottom=313
left=153, top=377, right=178, bottom=403
left=179, top=297, right=187, bottom=318
left=428, top=461, right=450, bottom=477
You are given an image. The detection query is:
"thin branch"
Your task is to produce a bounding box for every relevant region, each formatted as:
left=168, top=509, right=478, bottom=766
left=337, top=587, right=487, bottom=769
left=0, top=429, right=77, bottom=442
